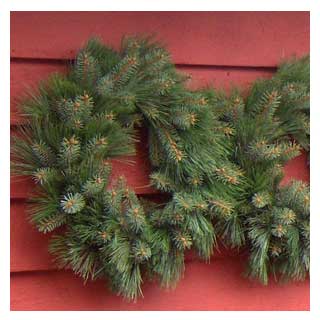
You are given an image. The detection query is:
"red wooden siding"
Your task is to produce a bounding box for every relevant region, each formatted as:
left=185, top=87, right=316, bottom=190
left=10, top=11, right=310, bottom=311
left=11, top=262, right=309, bottom=311
left=11, top=11, right=309, bottom=67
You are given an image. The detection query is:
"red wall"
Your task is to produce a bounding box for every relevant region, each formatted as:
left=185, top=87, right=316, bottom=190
left=10, top=11, right=310, bottom=311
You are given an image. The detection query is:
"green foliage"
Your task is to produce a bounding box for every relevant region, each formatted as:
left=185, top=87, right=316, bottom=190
left=209, top=57, right=310, bottom=283
left=60, top=193, right=85, bottom=214
left=11, top=36, right=309, bottom=300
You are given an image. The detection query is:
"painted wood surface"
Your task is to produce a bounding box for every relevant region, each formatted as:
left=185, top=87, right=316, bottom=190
left=11, top=261, right=309, bottom=311
left=11, top=12, right=309, bottom=67
left=10, top=11, right=310, bottom=311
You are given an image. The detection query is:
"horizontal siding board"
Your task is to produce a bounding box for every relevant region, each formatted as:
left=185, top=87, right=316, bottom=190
left=280, top=152, right=309, bottom=185
left=11, top=201, right=56, bottom=272
left=11, top=12, right=309, bottom=67
left=11, top=263, right=309, bottom=311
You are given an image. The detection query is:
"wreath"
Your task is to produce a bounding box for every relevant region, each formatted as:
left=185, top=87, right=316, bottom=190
left=12, top=37, right=310, bottom=301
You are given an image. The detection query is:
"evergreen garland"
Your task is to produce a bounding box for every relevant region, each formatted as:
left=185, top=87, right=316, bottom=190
left=11, top=37, right=309, bottom=301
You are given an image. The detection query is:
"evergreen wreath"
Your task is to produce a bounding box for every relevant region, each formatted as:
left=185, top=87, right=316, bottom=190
left=12, top=37, right=310, bottom=301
